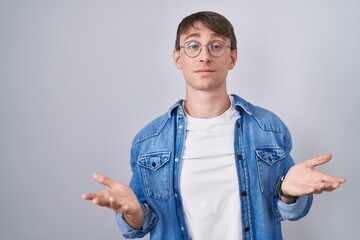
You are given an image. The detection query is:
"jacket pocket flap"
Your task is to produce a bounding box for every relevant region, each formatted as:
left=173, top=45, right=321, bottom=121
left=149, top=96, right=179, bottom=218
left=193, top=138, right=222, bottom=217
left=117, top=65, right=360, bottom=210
left=138, top=152, right=171, bottom=171
left=255, top=147, right=285, bottom=165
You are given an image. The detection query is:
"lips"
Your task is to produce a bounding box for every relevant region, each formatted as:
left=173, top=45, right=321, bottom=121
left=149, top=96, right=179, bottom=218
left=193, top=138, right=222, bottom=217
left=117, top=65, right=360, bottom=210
left=194, top=68, right=215, bottom=73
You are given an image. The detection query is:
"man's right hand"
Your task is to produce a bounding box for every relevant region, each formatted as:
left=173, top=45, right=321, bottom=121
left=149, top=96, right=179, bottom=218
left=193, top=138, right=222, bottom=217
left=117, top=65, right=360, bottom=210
left=82, top=173, right=144, bottom=229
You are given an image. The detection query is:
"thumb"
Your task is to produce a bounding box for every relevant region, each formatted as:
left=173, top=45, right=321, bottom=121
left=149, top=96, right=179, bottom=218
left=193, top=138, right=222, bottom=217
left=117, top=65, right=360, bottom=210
left=304, top=153, right=332, bottom=168
left=92, top=172, right=115, bottom=187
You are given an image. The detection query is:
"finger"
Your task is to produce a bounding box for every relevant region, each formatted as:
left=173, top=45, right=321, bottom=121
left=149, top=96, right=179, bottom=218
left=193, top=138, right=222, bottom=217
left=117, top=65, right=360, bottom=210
left=339, top=177, right=346, bottom=183
left=109, top=197, right=122, bottom=212
left=304, top=153, right=332, bottom=168
left=321, top=174, right=346, bottom=184
left=92, top=172, right=115, bottom=188
left=311, top=177, right=346, bottom=193
left=317, top=182, right=340, bottom=192
left=324, top=182, right=342, bottom=191
left=82, top=193, right=99, bottom=200
left=92, top=197, right=112, bottom=208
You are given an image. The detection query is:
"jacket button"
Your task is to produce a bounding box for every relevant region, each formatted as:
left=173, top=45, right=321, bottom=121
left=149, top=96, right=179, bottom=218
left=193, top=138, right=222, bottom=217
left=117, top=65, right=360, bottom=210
left=236, top=122, right=240, bottom=128
left=241, top=191, right=247, bottom=196
left=237, top=155, right=243, bottom=160
left=245, top=226, right=250, bottom=232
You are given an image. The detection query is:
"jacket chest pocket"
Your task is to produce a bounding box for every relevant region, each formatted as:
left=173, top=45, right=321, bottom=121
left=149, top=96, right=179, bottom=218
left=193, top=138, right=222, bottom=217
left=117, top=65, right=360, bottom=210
left=255, top=147, right=285, bottom=198
left=138, top=151, right=171, bottom=201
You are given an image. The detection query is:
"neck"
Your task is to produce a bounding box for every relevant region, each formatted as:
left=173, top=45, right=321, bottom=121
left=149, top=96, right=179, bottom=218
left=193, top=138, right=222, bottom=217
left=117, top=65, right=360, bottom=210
left=184, top=90, right=230, bottom=119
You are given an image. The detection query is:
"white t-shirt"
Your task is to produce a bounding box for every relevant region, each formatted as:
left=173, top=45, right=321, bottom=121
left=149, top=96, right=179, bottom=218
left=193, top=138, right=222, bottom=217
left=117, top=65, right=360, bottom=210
left=180, top=97, right=242, bottom=240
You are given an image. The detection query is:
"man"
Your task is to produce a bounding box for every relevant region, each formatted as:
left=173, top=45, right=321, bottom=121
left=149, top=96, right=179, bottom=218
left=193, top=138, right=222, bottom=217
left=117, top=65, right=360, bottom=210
left=83, top=11, right=346, bottom=239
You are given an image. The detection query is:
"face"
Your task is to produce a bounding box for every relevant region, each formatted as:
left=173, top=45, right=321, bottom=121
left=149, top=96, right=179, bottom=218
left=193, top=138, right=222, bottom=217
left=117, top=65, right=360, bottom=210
left=173, top=22, right=237, bottom=94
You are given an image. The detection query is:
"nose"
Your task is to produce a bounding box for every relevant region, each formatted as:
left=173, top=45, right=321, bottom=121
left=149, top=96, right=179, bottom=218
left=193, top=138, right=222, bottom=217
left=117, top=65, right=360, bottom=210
left=199, top=45, right=213, bottom=63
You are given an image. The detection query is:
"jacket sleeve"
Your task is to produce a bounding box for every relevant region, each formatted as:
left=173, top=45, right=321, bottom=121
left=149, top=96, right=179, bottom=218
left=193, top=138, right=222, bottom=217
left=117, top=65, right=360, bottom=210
left=116, top=203, right=157, bottom=239
left=116, top=144, right=158, bottom=238
left=276, top=194, right=313, bottom=221
left=276, top=127, right=313, bottom=221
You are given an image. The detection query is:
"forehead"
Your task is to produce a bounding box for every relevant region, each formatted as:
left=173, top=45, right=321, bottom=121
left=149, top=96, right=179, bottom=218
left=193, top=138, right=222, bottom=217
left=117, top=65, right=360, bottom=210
left=180, top=22, right=227, bottom=43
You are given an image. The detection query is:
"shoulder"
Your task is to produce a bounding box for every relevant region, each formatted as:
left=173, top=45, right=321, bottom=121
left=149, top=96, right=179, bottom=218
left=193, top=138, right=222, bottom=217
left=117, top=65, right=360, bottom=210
left=232, top=94, right=289, bottom=133
left=132, top=99, right=184, bottom=145
left=132, top=113, right=170, bottom=145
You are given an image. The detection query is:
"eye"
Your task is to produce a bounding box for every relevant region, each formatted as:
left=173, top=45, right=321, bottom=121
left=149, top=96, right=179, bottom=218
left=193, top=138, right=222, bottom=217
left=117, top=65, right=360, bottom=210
left=209, top=41, right=225, bottom=52
left=185, top=41, right=200, bottom=51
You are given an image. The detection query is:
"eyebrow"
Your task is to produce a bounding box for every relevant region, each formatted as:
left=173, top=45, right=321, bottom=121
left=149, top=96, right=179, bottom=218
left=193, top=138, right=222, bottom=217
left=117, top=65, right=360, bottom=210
left=183, top=32, right=227, bottom=43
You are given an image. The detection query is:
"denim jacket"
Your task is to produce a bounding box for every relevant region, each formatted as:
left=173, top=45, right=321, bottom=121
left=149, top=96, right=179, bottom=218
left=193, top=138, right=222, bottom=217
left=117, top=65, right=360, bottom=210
left=116, top=94, right=313, bottom=240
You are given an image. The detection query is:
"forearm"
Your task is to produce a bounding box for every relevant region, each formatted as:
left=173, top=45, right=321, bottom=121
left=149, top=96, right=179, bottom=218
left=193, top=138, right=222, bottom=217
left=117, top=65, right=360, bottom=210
left=123, top=205, right=145, bottom=229
left=117, top=203, right=158, bottom=239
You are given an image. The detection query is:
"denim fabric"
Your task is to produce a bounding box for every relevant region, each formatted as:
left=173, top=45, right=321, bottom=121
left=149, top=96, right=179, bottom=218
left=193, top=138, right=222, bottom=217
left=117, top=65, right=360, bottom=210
left=116, top=94, right=313, bottom=240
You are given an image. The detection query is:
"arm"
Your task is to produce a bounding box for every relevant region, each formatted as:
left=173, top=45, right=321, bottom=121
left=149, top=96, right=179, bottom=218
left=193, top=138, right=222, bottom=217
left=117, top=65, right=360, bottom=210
left=259, top=112, right=346, bottom=218
left=82, top=173, right=144, bottom=229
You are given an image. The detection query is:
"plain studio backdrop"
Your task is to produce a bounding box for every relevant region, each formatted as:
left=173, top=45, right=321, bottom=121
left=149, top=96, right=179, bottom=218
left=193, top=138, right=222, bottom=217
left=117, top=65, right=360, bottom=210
left=0, top=1, right=359, bottom=239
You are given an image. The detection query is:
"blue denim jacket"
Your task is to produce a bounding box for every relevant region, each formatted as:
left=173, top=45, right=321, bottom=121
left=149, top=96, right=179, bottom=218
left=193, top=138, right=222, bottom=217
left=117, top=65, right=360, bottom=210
left=116, top=94, right=313, bottom=240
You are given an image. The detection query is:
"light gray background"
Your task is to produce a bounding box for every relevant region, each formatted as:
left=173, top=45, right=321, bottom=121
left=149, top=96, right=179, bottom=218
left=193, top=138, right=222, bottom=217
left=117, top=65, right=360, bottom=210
left=1, top=0, right=359, bottom=239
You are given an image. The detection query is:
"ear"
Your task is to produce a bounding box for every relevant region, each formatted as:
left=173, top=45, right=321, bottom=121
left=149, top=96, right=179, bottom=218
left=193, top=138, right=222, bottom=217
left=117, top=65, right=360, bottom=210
left=173, top=49, right=182, bottom=70
left=228, top=49, right=238, bottom=70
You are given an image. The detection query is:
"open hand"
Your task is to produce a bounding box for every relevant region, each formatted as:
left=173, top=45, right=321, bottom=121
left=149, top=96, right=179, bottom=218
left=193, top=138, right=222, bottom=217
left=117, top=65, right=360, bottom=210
left=281, top=154, right=346, bottom=197
left=82, top=173, right=144, bottom=229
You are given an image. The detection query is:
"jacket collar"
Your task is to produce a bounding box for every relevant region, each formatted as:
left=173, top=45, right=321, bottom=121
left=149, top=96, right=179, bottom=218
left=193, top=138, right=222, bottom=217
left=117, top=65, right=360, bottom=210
left=231, top=94, right=253, bottom=116
left=167, top=94, right=253, bottom=118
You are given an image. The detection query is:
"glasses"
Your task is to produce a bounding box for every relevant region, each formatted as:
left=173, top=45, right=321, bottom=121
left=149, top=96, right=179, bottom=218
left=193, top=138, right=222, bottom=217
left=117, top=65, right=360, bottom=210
left=180, top=40, right=231, bottom=58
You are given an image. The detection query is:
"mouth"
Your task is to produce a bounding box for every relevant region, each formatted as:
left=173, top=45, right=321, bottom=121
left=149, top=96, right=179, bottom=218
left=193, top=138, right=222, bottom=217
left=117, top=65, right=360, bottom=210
left=194, top=69, right=215, bottom=73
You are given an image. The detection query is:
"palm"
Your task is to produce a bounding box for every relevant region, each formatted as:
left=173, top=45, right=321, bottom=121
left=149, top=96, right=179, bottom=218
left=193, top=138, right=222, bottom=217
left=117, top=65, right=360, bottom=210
left=281, top=154, right=346, bottom=197
left=82, top=173, right=139, bottom=216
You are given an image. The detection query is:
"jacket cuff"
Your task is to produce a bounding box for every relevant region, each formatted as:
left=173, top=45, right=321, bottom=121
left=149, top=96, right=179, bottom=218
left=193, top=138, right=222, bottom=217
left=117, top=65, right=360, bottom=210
left=116, top=203, right=157, bottom=239
left=276, top=194, right=313, bottom=221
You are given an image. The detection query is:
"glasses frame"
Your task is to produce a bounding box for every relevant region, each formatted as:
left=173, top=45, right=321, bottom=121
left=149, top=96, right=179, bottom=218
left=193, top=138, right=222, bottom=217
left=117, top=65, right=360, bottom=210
left=180, top=40, right=231, bottom=58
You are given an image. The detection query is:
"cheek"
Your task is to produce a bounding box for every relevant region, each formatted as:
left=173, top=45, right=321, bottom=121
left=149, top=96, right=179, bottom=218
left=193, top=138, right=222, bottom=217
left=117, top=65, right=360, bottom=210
left=225, top=58, right=234, bottom=70
left=180, top=60, right=194, bottom=73
left=218, top=59, right=232, bottom=71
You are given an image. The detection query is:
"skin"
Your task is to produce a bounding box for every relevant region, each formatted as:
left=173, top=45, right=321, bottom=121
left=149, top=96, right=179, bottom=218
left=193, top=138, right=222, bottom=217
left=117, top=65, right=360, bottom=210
left=82, top=22, right=346, bottom=228
left=280, top=154, right=346, bottom=203
left=82, top=173, right=144, bottom=229
left=173, top=22, right=237, bottom=118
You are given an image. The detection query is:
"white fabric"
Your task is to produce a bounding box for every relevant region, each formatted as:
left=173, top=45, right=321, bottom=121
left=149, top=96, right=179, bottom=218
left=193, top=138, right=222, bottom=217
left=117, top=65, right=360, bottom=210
left=180, top=97, right=242, bottom=240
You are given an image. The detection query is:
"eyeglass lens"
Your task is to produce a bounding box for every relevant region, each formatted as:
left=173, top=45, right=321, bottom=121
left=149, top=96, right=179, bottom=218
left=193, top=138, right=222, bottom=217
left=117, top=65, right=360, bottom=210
left=182, top=40, right=228, bottom=58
